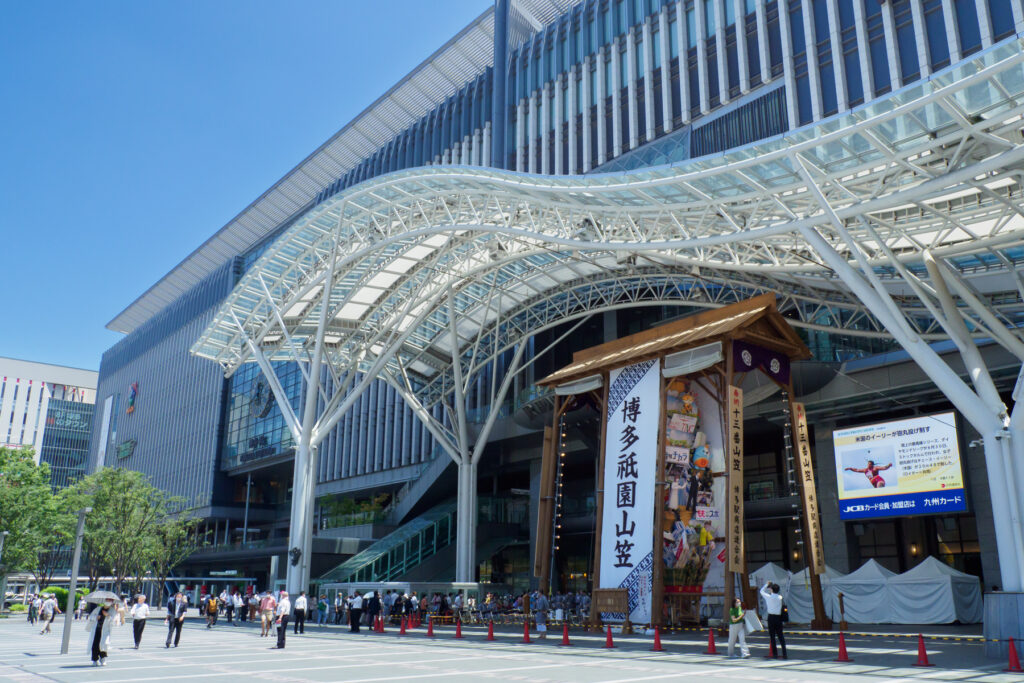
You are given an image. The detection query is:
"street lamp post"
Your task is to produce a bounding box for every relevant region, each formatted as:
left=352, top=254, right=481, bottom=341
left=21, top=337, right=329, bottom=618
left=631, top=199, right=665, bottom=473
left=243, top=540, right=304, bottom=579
left=60, top=507, right=91, bottom=655
left=0, top=530, right=9, bottom=612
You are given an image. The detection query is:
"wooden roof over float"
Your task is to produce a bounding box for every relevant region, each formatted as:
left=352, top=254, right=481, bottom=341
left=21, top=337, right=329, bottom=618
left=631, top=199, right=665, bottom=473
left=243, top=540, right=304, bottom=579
left=537, top=294, right=811, bottom=387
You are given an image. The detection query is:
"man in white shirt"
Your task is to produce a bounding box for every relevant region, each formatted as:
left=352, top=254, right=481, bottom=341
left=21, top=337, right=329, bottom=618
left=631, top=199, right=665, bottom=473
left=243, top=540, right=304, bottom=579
left=760, top=582, right=788, bottom=659
left=275, top=591, right=291, bottom=649
left=39, top=594, right=61, bottom=634
left=293, top=591, right=308, bottom=634
left=130, top=595, right=150, bottom=648
left=348, top=593, right=363, bottom=633
left=231, top=592, right=243, bottom=625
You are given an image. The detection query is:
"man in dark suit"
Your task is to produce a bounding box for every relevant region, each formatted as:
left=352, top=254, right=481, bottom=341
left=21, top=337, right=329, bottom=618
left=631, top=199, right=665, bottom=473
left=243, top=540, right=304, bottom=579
left=165, top=592, right=187, bottom=648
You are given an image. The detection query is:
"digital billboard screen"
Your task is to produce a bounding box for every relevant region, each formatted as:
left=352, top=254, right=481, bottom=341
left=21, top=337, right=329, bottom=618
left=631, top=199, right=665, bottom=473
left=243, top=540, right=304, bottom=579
left=833, top=411, right=966, bottom=520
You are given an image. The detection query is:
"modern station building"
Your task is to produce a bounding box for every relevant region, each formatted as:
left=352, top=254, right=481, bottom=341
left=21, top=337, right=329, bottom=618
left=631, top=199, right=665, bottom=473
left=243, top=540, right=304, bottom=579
left=91, top=0, right=1023, bottom=602
left=1, top=357, right=97, bottom=489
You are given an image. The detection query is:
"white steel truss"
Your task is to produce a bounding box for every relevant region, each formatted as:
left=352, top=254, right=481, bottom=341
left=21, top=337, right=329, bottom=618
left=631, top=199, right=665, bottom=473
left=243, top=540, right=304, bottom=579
left=192, top=40, right=1024, bottom=592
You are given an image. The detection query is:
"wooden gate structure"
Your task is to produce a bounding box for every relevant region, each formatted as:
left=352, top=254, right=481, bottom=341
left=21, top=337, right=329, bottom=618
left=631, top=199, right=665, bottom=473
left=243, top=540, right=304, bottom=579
left=534, top=294, right=831, bottom=629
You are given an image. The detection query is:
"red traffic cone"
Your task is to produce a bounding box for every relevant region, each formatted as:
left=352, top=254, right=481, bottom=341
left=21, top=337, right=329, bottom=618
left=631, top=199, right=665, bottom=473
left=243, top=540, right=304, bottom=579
left=1006, top=637, right=1023, bottom=673
left=764, top=638, right=778, bottom=659
left=523, top=619, right=531, bottom=643
left=399, top=616, right=406, bottom=635
left=426, top=616, right=434, bottom=638
left=379, top=615, right=386, bottom=633
left=651, top=625, right=664, bottom=652
left=604, top=625, right=615, bottom=649
left=558, top=622, right=571, bottom=646
left=704, top=628, right=718, bottom=655
left=834, top=632, right=853, bottom=662
left=487, top=620, right=495, bottom=641
left=455, top=619, right=463, bottom=639
left=913, top=634, right=934, bottom=667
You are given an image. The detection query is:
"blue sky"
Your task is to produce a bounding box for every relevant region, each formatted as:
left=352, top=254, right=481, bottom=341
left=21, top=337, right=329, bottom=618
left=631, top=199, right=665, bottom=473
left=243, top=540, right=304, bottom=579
left=0, top=0, right=487, bottom=371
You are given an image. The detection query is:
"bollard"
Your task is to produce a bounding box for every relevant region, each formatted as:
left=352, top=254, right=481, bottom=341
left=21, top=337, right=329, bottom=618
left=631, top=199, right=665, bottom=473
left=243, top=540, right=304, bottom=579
left=523, top=619, right=531, bottom=644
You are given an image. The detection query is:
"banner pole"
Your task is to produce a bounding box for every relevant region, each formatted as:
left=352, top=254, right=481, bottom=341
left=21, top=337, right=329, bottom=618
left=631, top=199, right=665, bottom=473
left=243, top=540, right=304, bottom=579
left=651, top=359, right=669, bottom=628
left=589, top=376, right=610, bottom=630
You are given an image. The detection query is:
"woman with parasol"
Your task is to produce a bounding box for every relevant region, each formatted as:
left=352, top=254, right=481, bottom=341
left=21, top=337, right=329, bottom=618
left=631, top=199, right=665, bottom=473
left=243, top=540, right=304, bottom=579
left=84, top=592, right=123, bottom=666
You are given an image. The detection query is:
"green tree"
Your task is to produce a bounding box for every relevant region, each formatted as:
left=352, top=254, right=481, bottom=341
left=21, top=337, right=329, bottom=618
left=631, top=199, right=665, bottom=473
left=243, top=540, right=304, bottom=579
left=30, top=487, right=76, bottom=588
left=151, top=515, right=204, bottom=603
left=65, top=467, right=188, bottom=593
left=0, top=448, right=66, bottom=575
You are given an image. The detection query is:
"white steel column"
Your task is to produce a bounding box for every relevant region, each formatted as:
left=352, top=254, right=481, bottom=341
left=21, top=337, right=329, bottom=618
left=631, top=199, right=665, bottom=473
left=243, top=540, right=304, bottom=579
left=482, top=121, right=491, bottom=167
left=541, top=85, right=551, bottom=175
left=734, top=0, right=750, bottom=94
left=568, top=66, right=579, bottom=173
left=627, top=31, right=639, bottom=150
left=447, top=291, right=472, bottom=582
left=779, top=0, right=799, bottom=128
left=975, top=0, right=994, bottom=47
left=794, top=159, right=1024, bottom=590
left=801, top=0, right=822, bottom=120
left=516, top=100, right=526, bottom=172
left=881, top=1, right=902, bottom=90
left=852, top=0, right=874, bottom=98
left=826, top=0, right=848, bottom=111
left=554, top=75, right=564, bottom=175
left=642, top=19, right=656, bottom=142
left=528, top=93, right=538, bottom=173
left=755, top=0, right=772, bottom=83
left=584, top=58, right=595, bottom=170
left=909, top=0, right=931, bottom=77
left=695, top=0, right=711, bottom=113
left=715, top=0, right=729, bottom=104
left=659, top=7, right=674, bottom=133
left=286, top=237, right=337, bottom=596
left=675, top=1, right=691, bottom=123
left=613, top=38, right=624, bottom=157
left=941, top=0, right=961, bottom=63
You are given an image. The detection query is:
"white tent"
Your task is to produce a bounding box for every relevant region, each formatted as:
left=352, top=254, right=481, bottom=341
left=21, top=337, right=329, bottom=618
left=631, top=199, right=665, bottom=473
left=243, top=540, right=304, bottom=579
left=830, top=559, right=897, bottom=623
left=750, top=563, right=794, bottom=620
left=750, top=562, right=791, bottom=588
left=887, top=557, right=983, bottom=624
left=788, top=564, right=846, bottom=624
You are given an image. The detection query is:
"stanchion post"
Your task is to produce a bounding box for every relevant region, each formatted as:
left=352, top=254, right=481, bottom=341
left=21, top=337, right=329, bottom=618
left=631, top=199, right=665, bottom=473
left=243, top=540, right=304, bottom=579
left=60, top=507, right=91, bottom=655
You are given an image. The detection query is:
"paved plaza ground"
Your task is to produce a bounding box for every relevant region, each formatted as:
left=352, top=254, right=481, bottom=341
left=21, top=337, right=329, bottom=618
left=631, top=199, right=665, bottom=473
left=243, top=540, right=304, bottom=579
left=0, top=614, right=1019, bottom=683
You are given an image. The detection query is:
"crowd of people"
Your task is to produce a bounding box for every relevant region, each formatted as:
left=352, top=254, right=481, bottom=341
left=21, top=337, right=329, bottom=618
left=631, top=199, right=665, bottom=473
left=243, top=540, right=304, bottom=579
left=20, top=583, right=801, bottom=664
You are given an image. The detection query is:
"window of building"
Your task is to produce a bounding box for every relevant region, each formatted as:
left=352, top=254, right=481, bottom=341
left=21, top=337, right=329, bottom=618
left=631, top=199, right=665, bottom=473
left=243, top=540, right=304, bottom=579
left=853, top=521, right=900, bottom=572
left=954, top=0, right=982, bottom=54
left=746, top=529, right=786, bottom=566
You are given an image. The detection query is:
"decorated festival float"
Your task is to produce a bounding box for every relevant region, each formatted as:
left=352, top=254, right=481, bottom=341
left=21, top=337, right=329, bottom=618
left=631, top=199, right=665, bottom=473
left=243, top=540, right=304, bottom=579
left=534, top=294, right=832, bottom=630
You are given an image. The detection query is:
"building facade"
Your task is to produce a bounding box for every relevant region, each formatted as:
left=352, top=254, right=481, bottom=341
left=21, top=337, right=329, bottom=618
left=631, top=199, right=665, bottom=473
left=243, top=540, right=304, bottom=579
left=1, top=357, right=97, bottom=488
left=92, top=0, right=1022, bottom=592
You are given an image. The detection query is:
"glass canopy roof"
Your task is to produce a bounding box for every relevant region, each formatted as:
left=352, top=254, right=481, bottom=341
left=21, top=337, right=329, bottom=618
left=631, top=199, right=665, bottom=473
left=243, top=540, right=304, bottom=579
left=192, top=38, right=1024, bottom=412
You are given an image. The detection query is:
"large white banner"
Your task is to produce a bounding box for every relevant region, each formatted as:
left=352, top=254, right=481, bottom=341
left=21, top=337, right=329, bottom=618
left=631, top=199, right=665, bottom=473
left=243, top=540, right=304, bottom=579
left=600, top=359, right=659, bottom=623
